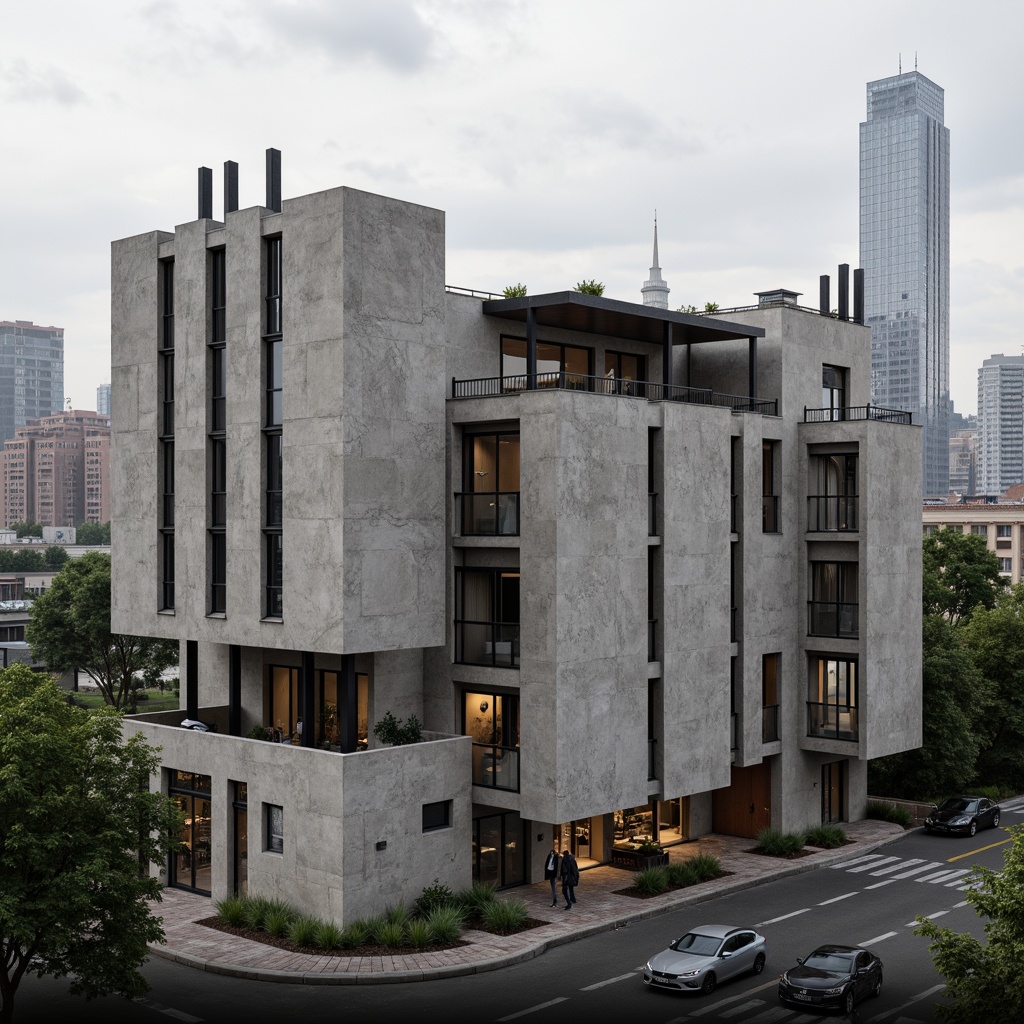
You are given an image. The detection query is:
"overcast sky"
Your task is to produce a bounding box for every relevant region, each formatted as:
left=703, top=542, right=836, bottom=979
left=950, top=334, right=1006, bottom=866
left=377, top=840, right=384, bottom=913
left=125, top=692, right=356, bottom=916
left=3, top=0, right=1022, bottom=415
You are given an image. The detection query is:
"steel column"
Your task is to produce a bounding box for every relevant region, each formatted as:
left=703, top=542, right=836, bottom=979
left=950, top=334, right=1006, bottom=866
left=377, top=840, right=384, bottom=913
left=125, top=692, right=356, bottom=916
left=300, top=651, right=315, bottom=748
left=339, top=654, right=358, bottom=754
left=186, top=639, right=198, bottom=720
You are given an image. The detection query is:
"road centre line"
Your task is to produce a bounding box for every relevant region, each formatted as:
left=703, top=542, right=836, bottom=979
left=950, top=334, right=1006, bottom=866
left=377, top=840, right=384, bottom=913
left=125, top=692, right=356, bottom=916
left=864, top=983, right=946, bottom=1024
left=579, top=972, right=637, bottom=991
left=906, top=910, right=948, bottom=926
left=859, top=930, right=898, bottom=945
left=818, top=891, right=858, bottom=905
left=754, top=908, right=811, bottom=926
left=497, top=997, right=569, bottom=1020
left=947, top=835, right=1013, bottom=862
left=953, top=900, right=970, bottom=908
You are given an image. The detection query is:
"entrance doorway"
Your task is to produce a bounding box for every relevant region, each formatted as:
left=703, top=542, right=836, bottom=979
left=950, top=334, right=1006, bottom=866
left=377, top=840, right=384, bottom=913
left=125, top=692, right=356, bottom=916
left=821, top=760, right=846, bottom=823
left=473, top=812, right=525, bottom=888
left=169, top=770, right=212, bottom=894
left=712, top=762, right=772, bottom=838
left=556, top=817, right=602, bottom=868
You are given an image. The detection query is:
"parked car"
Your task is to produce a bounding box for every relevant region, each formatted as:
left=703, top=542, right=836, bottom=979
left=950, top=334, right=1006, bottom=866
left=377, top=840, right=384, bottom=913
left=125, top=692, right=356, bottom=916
left=643, top=924, right=767, bottom=995
left=778, top=944, right=882, bottom=1015
left=924, top=796, right=1001, bottom=837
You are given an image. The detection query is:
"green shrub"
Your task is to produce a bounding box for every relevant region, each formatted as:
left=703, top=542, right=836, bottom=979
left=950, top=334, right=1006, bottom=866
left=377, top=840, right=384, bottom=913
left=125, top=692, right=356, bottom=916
left=338, top=920, right=371, bottom=950
left=865, top=801, right=913, bottom=828
left=406, top=918, right=432, bottom=948
left=264, top=908, right=293, bottom=937
left=373, top=711, right=423, bottom=745
left=313, top=920, right=345, bottom=950
left=755, top=827, right=805, bottom=857
left=574, top=279, right=605, bottom=296
left=634, top=867, right=670, bottom=895
left=416, top=878, right=456, bottom=916
left=502, top=283, right=527, bottom=298
left=425, top=906, right=464, bottom=944
left=481, top=899, right=529, bottom=934
left=247, top=725, right=272, bottom=741
left=214, top=895, right=246, bottom=927
left=288, top=916, right=321, bottom=948
left=377, top=920, right=407, bottom=948
left=972, top=785, right=1015, bottom=802
left=689, top=852, right=723, bottom=881
left=385, top=902, right=413, bottom=927
left=804, top=824, right=846, bottom=849
left=363, top=915, right=388, bottom=944
left=240, top=895, right=276, bottom=930
left=667, top=862, right=699, bottom=888
left=458, top=881, right=497, bottom=918
left=635, top=840, right=664, bottom=856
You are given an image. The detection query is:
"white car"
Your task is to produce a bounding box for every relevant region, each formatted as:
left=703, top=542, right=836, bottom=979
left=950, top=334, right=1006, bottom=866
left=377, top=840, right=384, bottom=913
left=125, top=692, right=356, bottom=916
left=644, top=924, right=768, bottom=995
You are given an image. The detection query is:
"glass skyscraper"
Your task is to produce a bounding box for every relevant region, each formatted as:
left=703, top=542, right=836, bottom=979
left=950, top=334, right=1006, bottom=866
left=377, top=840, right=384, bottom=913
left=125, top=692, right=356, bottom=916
left=0, top=320, right=65, bottom=444
left=860, top=71, right=950, bottom=495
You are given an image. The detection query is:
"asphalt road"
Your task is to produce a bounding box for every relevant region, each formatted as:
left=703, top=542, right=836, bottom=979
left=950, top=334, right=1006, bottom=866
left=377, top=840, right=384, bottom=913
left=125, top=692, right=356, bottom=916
left=14, top=822, right=1019, bottom=1024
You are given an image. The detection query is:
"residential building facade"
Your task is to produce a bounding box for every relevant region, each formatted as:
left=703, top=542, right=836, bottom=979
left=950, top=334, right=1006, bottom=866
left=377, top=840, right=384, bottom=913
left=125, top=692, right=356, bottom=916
left=923, top=502, right=1024, bottom=585
left=96, top=383, right=111, bottom=418
left=0, top=320, right=65, bottom=444
left=860, top=71, right=950, bottom=496
left=113, top=175, right=922, bottom=923
left=976, top=354, right=1024, bottom=495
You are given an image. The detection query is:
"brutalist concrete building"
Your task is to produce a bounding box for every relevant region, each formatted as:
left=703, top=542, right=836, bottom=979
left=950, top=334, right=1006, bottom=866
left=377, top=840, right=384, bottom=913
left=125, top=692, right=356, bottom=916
left=113, top=160, right=922, bottom=922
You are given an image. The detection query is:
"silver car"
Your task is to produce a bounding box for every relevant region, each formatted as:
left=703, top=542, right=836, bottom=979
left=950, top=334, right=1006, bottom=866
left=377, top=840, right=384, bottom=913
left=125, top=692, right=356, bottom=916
left=644, top=924, right=767, bottom=996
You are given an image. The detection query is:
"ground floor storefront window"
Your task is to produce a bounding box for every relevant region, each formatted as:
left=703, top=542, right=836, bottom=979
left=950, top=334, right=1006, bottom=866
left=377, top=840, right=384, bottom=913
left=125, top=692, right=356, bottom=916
left=169, top=770, right=212, bottom=895
left=472, top=811, right=524, bottom=888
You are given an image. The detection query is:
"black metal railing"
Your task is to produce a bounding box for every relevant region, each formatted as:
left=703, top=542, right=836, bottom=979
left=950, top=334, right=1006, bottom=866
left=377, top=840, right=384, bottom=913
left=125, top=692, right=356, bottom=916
left=455, top=620, right=520, bottom=667
left=808, top=601, right=859, bottom=638
left=807, top=495, right=858, bottom=532
left=648, top=492, right=658, bottom=536
left=648, top=738, right=658, bottom=781
left=648, top=619, right=658, bottom=662
left=452, top=374, right=777, bottom=414
left=456, top=492, right=520, bottom=536
left=806, top=701, right=858, bottom=740
left=762, top=704, right=780, bottom=743
left=471, top=743, right=520, bottom=791
left=804, top=404, right=912, bottom=424
left=762, top=494, right=779, bottom=533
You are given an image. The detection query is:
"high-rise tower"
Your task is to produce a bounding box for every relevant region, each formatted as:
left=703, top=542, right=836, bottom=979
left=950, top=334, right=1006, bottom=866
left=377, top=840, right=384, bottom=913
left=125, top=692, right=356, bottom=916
left=977, top=354, right=1024, bottom=495
left=860, top=71, right=950, bottom=495
left=0, top=320, right=65, bottom=443
left=641, top=218, right=670, bottom=309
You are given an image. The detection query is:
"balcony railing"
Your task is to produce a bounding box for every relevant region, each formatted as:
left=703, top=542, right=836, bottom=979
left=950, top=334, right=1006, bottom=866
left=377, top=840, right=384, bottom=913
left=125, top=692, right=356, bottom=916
left=452, top=374, right=777, bottom=414
left=807, top=495, right=858, bottom=532
left=806, top=701, right=858, bottom=741
left=762, top=704, right=779, bottom=743
left=455, top=621, right=520, bottom=667
left=471, top=743, right=520, bottom=791
left=807, top=601, right=859, bottom=639
left=648, top=492, right=658, bottom=536
left=456, top=492, right=520, bottom=536
left=804, top=404, right=912, bottom=424
left=648, top=619, right=658, bottom=662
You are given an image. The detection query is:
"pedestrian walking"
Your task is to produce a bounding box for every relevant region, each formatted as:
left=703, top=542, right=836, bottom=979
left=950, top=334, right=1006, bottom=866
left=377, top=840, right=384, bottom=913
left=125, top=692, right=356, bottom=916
left=543, top=847, right=560, bottom=906
left=560, top=848, right=579, bottom=909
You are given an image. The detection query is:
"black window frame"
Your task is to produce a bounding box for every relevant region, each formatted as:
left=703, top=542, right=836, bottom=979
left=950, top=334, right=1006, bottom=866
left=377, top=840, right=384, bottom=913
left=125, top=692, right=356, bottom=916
left=454, top=567, right=520, bottom=668
left=158, top=258, right=175, bottom=611
left=762, top=440, right=780, bottom=533
left=262, top=236, right=283, bottom=619
left=458, top=430, right=521, bottom=537
left=422, top=800, right=452, bottom=833
left=265, top=803, right=284, bottom=854
left=808, top=561, right=859, bottom=638
left=207, top=248, right=227, bottom=616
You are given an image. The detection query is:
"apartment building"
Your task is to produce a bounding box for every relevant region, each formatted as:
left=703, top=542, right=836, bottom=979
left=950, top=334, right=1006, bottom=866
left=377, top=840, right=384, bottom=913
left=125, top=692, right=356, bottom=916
left=922, top=502, right=1024, bottom=585
left=114, top=167, right=922, bottom=922
left=0, top=320, right=65, bottom=443
left=0, top=410, right=111, bottom=528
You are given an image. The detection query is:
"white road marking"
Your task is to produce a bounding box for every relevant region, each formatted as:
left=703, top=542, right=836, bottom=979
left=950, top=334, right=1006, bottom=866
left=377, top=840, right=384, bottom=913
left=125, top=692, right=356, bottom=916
left=830, top=853, right=887, bottom=869
left=919, top=869, right=970, bottom=884
left=859, top=930, right=898, bottom=945
left=580, top=971, right=637, bottom=991
left=864, top=983, right=945, bottom=1023
left=818, top=891, right=858, bottom=905
left=849, top=856, right=901, bottom=873
left=132, top=1000, right=203, bottom=1023
left=869, top=857, right=926, bottom=876
left=953, top=900, right=970, bottom=908
left=745, top=1008, right=795, bottom=1023
left=720, top=1000, right=764, bottom=1017
left=687, top=977, right=779, bottom=1016
left=497, top=997, right=569, bottom=1020
left=906, top=910, right=947, bottom=926
left=865, top=879, right=898, bottom=889
left=755, top=908, right=811, bottom=926
left=889, top=861, right=943, bottom=879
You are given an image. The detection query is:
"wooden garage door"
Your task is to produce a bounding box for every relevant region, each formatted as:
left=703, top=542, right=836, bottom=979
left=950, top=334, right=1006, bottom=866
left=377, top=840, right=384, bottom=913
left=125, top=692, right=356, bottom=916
left=712, top=762, right=772, bottom=838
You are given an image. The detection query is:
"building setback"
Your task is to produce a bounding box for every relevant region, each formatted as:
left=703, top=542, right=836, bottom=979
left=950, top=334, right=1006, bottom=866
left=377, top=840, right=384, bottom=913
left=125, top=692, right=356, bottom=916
left=860, top=71, right=950, bottom=497
left=0, top=410, right=111, bottom=528
left=113, top=169, right=922, bottom=923
left=0, top=321, right=65, bottom=444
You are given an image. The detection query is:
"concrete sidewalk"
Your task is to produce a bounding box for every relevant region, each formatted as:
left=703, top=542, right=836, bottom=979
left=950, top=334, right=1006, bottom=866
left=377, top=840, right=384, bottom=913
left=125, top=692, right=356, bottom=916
left=148, top=819, right=914, bottom=985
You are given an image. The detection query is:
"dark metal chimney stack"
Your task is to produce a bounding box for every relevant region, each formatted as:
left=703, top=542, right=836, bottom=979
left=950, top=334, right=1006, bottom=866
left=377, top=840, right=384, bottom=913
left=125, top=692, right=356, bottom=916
left=853, top=268, right=865, bottom=325
left=266, top=148, right=281, bottom=212
left=198, top=167, right=213, bottom=220
left=837, top=263, right=850, bottom=321
left=819, top=275, right=830, bottom=316
left=224, top=160, right=239, bottom=216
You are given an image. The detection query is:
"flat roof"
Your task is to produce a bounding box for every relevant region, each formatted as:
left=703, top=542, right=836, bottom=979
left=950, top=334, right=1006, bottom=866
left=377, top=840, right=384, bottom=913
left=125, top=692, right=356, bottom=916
left=481, top=291, right=765, bottom=346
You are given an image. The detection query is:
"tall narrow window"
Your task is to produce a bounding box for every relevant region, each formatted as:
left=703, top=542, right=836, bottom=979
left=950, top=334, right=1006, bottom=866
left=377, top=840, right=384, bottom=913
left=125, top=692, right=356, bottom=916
left=822, top=365, right=847, bottom=421
left=263, top=237, right=283, bottom=618
left=454, top=568, right=520, bottom=667
left=762, top=654, right=780, bottom=742
left=459, top=431, right=520, bottom=536
left=158, top=259, right=175, bottom=610
left=207, top=249, right=227, bottom=615
left=808, top=657, right=858, bottom=741
left=762, top=440, right=780, bottom=533
left=808, top=453, right=858, bottom=531
left=808, top=562, right=859, bottom=638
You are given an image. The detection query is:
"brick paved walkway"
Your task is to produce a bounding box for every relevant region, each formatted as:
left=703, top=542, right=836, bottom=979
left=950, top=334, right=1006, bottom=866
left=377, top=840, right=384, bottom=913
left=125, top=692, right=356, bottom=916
left=150, top=820, right=908, bottom=984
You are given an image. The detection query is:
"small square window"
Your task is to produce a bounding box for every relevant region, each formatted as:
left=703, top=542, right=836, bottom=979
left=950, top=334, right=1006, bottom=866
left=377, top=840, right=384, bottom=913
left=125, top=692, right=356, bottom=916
left=265, top=803, right=284, bottom=853
left=422, top=800, right=452, bottom=833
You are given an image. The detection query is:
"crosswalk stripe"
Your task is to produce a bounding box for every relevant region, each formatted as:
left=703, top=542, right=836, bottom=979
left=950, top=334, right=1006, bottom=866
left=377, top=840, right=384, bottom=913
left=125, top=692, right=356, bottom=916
left=920, top=869, right=970, bottom=884
left=888, top=861, right=943, bottom=879
left=849, top=856, right=901, bottom=873
left=868, top=857, right=925, bottom=876
left=831, top=853, right=887, bottom=869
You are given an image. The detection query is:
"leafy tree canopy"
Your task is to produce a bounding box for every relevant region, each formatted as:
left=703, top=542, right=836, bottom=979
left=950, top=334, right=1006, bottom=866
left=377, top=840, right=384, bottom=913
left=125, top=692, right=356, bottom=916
left=9, top=522, right=41, bottom=539
left=917, top=824, right=1024, bottom=1022
left=26, top=552, right=177, bottom=711
left=502, top=283, right=527, bottom=298
left=923, top=527, right=1004, bottom=626
left=574, top=279, right=604, bottom=296
left=76, top=521, right=111, bottom=546
left=43, top=545, right=68, bottom=571
left=0, top=665, right=179, bottom=1024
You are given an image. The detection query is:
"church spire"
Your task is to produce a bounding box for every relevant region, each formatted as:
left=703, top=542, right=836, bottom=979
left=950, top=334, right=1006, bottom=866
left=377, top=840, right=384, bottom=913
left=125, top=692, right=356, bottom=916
left=641, top=213, right=670, bottom=309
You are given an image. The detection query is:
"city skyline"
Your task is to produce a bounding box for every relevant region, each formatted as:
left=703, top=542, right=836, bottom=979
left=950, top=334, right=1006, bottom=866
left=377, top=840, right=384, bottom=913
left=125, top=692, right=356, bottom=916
left=3, top=1, right=1024, bottom=414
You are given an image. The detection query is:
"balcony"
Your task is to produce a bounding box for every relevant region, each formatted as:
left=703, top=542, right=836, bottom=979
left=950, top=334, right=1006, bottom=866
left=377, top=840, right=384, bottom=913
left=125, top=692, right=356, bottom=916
left=804, top=404, right=912, bottom=424
left=806, top=701, right=858, bottom=741
left=807, top=495, right=858, bottom=532
left=471, top=743, right=519, bottom=791
left=452, top=373, right=777, bottom=414
left=455, top=621, right=520, bottom=668
left=807, top=601, right=859, bottom=639
left=456, top=491, right=520, bottom=536
left=762, top=704, right=779, bottom=743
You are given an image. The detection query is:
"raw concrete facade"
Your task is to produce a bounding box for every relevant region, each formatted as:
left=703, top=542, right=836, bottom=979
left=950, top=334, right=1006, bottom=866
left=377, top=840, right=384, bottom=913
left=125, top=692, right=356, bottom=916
left=112, top=176, right=922, bottom=923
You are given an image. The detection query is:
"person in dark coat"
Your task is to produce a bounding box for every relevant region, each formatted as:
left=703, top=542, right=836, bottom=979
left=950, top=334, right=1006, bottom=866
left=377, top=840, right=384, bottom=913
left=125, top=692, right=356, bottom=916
left=543, top=847, right=560, bottom=906
left=560, top=848, right=579, bottom=909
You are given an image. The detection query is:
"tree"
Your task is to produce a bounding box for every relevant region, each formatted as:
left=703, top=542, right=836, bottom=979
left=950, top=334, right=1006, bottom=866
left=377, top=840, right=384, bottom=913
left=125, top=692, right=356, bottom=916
left=703, top=301, right=720, bottom=312
left=26, top=552, right=177, bottom=711
left=76, top=521, right=111, bottom=546
left=9, top=522, right=41, bottom=540
left=502, top=283, right=527, bottom=298
left=42, top=545, right=68, bottom=571
left=916, top=824, right=1024, bottom=1021
left=923, top=527, right=1004, bottom=626
left=0, top=665, right=180, bottom=1024
left=574, top=279, right=604, bottom=296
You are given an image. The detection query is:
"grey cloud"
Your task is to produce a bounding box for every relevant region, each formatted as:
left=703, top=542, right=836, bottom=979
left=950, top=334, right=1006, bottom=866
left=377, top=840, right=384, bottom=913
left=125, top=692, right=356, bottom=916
left=3, top=59, right=86, bottom=105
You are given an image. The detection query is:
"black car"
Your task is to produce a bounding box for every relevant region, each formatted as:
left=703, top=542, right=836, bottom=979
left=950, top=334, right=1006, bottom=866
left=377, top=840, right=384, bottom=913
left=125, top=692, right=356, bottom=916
left=779, top=945, right=882, bottom=1015
left=924, top=796, right=1001, bottom=837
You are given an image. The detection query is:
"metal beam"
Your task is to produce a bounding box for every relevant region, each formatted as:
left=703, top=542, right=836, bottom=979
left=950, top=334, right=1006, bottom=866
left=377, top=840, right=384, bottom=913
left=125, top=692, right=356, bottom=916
left=748, top=337, right=758, bottom=402
left=526, top=305, right=537, bottom=389
left=662, top=321, right=672, bottom=393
